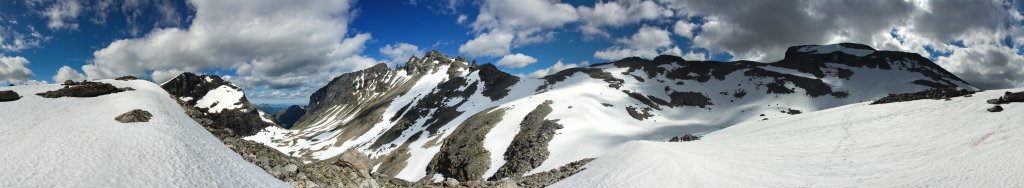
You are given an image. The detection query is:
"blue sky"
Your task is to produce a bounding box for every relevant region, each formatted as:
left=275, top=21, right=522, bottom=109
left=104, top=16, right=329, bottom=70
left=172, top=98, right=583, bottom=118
left=1, top=0, right=1023, bottom=105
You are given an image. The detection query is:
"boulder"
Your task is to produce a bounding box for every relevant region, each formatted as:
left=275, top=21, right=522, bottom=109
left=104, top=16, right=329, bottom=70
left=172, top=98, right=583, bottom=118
left=38, top=81, right=130, bottom=98
left=669, top=134, right=700, bottom=142
left=115, top=75, right=138, bottom=81
left=337, top=150, right=372, bottom=178
left=0, top=90, right=20, bottom=102
left=987, top=105, right=1004, bottom=112
left=115, top=109, right=153, bottom=123
left=988, top=91, right=1024, bottom=104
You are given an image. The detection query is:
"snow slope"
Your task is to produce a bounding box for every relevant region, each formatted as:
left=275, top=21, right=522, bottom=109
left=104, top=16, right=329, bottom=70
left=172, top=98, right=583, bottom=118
left=554, top=89, right=1024, bottom=187
left=246, top=44, right=977, bottom=182
left=0, top=80, right=287, bottom=188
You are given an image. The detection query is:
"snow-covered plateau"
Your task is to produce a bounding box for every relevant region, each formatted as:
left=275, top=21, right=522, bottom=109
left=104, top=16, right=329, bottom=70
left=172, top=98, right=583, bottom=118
left=0, top=80, right=287, bottom=187
left=554, top=89, right=1024, bottom=187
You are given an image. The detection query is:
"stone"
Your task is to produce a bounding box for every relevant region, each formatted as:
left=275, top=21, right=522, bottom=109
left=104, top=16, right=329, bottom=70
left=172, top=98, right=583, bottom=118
left=284, top=164, right=299, bottom=174
left=338, top=150, right=372, bottom=178
left=358, top=179, right=379, bottom=188
left=38, top=81, right=130, bottom=98
left=115, top=75, right=138, bottom=81
left=0, top=90, right=20, bottom=102
left=987, top=105, right=1004, bottom=112
left=115, top=109, right=153, bottom=123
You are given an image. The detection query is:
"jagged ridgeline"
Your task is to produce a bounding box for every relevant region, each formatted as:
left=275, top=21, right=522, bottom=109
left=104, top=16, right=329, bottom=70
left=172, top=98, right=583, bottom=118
left=161, top=72, right=277, bottom=137
left=244, top=43, right=975, bottom=182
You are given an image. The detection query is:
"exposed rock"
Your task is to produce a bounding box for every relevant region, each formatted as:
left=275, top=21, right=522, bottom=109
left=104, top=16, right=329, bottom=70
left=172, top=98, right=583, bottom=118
left=428, top=108, right=507, bottom=181
left=161, top=72, right=274, bottom=137
left=986, top=91, right=1024, bottom=104
left=37, top=81, right=131, bottom=98
left=338, top=149, right=373, bottom=178
left=669, top=134, right=700, bottom=142
left=491, top=101, right=563, bottom=181
left=0, top=90, right=20, bottom=102
left=871, top=88, right=975, bottom=105
left=478, top=64, right=520, bottom=101
left=987, top=105, right=1003, bottom=112
left=115, top=109, right=153, bottom=123
left=114, top=75, right=138, bottom=81
left=625, top=106, right=654, bottom=120
left=273, top=105, right=306, bottom=129
left=784, top=108, right=802, bottom=115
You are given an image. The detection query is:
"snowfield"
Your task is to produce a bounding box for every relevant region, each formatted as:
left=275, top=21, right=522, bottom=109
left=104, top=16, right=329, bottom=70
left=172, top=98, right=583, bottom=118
left=0, top=80, right=286, bottom=188
left=554, top=89, right=1024, bottom=187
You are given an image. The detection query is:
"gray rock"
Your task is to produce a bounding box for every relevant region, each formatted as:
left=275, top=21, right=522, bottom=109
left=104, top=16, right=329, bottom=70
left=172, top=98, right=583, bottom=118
left=284, top=164, right=299, bottom=174
left=0, top=90, right=20, bottom=102
left=358, top=179, right=379, bottom=188
left=37, top=81, right=130, bottom=98
left=988, top=105, right=1004, bottom=112
left=115, top=109, right=153, bottom=123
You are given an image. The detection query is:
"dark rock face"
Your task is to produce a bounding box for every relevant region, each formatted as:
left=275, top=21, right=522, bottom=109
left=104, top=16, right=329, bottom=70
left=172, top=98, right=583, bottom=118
left=871, top=88, right=975, bottom=105
left=987, top=105, right=1004, bottom=112
left=160, top=72, right=274, bottom=137
left=0, top=90, right=20, bottom=102
left=273, top=105, right=306, bottom=129
left=428, top=108, right=507, bottom=181
left=478, top=64, right=520, bottom=101
left=491, top=101, right=563, bottom=181
left=668, top=134, right=699, bottom=142
left=986, top=91, right=1024, bottom=104
left=114, top=75, right=138, bottom=81
left=37, top=81, right=130, bottom=98
left=626, top=106, right=654, bottom=120
left=115, top=109, right=153, bottom=123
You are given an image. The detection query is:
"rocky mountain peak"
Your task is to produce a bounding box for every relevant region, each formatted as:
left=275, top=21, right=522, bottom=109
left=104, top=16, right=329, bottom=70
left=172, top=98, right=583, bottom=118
left=161, top=72, right=277, bottom=136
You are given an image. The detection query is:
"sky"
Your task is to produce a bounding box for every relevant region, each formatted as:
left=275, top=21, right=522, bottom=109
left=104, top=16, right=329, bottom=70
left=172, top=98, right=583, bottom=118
left=1, top=0, right=1023, bottom=105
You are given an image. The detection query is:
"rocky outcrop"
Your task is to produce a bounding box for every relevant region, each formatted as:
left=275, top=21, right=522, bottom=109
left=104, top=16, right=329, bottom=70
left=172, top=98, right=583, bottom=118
left=114, top=75, right=138, bottom=81
left=871, top=88, right=975, bottom=105
left=492, top=101, right=563, bottom=181
left=428, top=108, right=508, bottom=181
left=273, top=105, right=306, bottom=129
left=668, top=134, right=700, bottom=142
left=37, top=81, right=131, bottom=98
left=478, top=64, right=520, bottom=101
left=160, top=72, right=275, bottom=137
left=0, top=90, right=19, bottom=102
left=986, top=91, right=1024, bottom=104
left=115, top=109, right=153, bottom=123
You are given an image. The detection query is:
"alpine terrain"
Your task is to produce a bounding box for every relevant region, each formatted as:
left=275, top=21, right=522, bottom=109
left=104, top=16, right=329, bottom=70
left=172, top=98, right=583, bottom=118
left=243, top=43, right=979, bottom=184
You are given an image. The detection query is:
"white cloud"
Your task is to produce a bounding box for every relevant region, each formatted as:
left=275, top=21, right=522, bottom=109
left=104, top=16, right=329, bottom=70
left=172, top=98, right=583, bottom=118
left=462, top=0, right=578, bottom=57
left=577, top=1, right=673, bottom=37
left=0, top=55, right=33, bottom=84
left=75, top=0, right=376, bottom=100
left=456, top=14, right=468, bottom=24
left=43, top=0, right=83, bottom=30
left=673, top=20, right=697, bottom=38
left=0, top=26, right=48, bottom=52
left=594, top=25, right=680, bottom=60
left=380, top=43, right=422, bottom=65
left=528, top=60, right=588, bottom=78
left=937, top=44, right=1024, bottom=89
left=496, top=53, right=538, bottom=68
left=52, top=65, right=86, bottom=82
left=458, top=32, right=513, bottom=57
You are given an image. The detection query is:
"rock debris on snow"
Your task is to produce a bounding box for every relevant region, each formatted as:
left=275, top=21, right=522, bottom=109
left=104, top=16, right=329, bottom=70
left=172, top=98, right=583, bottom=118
left=115, top=109, right=153, bottom=123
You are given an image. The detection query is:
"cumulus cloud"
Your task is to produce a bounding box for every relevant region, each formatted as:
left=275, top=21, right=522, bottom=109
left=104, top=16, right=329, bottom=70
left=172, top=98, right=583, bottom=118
left=461, top=0, right=577, bottom=57
left=496, top=53, right=538, bottom=68
left=52, top=65, right=86, bottom=82
left=662, top=0, right=1024, bottom=88
left=0, top=25, right=48, bottom=52
left=75, top=0, right=377, bottom=99
left=577, top=0, right=673, bottom=37
left=937, top=44, right=1024, bottom=89
left=594, top=25, right=680, bottom=60
left=42, top=0, right=83, bottom=30
left=528, top=60, right=588, bottom=78
left=458, top=32, right=514, bottom=57
left=380, top=43, right=422, bottom=65
left=673, top=20, right=697, bottom=39
left=0, top=55, right=33, bottom=84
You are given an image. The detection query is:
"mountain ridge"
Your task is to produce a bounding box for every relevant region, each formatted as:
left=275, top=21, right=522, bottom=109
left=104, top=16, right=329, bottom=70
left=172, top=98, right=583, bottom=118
left=244, top=42, right=975, bottom=182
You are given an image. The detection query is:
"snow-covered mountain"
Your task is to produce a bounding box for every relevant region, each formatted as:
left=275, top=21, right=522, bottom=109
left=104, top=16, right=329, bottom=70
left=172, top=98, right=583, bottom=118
left=553, top=89, right=1024, bottom=187
left=245, top=43, right=976, bottom=182
left=0, top=79, right=286, bottom=187
left=161, top=72, right=278, bottom=137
